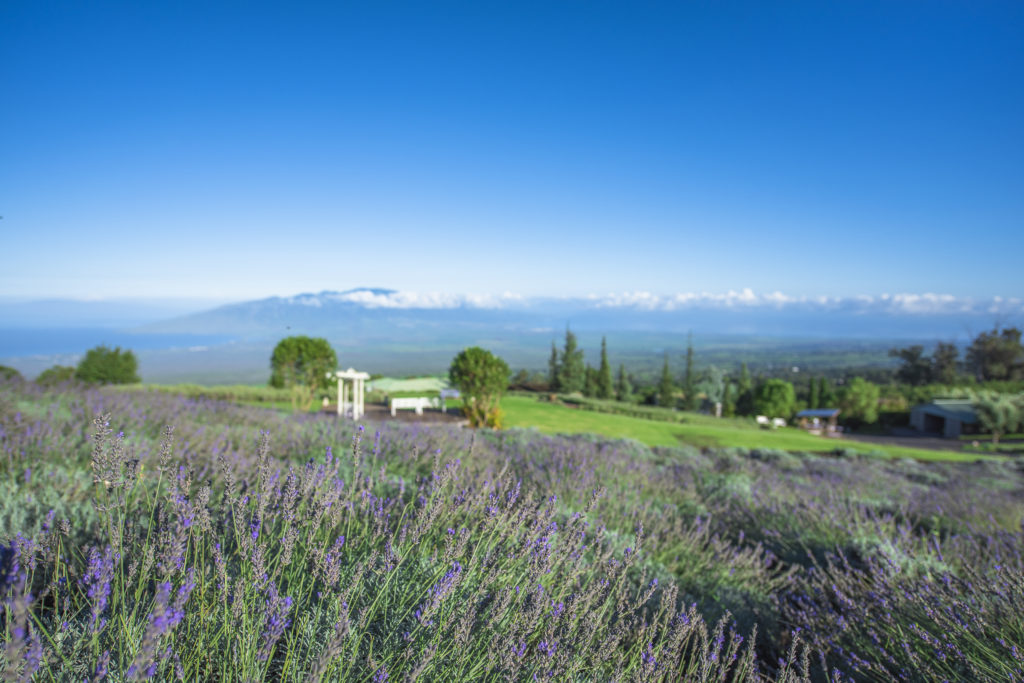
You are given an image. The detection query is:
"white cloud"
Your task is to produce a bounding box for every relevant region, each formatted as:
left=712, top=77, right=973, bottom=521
left=284, top=288, right=1024, bottom=316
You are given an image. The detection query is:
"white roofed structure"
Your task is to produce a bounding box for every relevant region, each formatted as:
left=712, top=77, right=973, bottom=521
left=329, top=368, right=371, bottom=420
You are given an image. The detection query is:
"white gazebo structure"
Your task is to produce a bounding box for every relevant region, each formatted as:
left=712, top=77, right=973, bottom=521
left=329, top=368, right=371, bottom=420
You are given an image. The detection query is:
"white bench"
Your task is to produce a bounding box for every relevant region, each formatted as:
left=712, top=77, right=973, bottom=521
left=390, top=397, right=439, bottom=416
left=756, top=415, right=787, bottom=429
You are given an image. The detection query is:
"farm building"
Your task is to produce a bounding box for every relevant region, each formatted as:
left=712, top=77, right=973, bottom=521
left=796, top=408, right=841, bottom=435
left=909, top=399, right=979, bottom=438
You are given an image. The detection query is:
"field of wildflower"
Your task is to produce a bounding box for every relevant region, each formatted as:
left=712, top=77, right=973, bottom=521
left=1, top=378, right=1023, bottom=681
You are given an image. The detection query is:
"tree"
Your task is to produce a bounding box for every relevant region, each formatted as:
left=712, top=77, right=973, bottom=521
left=583, top=365, right=598, bottom=398
left=753, top=379, right=796, bottom=418
left=967, top=327, right=1024, bottom=381
left=657, top=352, right=675, bottom=408
left=0, top=365, right=22, bottom=382
left=808, top=376, right=821, bottom=410
left=698, top=365, right=726, bottom=416
left=269, top=336, right=337, bottom=410
left=596, top=337, right=614, bottom=399
left=818, top=376, right=836, bottom=407
left=838, top=377, right=880, bottom=426
left=75, top=346, right=140, bottom=385
left=557, top=328, right=585, bottom=394
left=735, top=363, right=754, bottom=415
left=548, top=342, right=560, bottom=392
left=615, top=364, right=632, bottom=402
left=931, top=342, right=960, bottom=385
left=449, top=346, right=510, bottom=428
left=35, top=365, right=75, bottom=386
left=973, top=394, right=1023, bottom=445
left=682, top=333, right=697, bottom=410
left=889, top=345, right=932, bottom=386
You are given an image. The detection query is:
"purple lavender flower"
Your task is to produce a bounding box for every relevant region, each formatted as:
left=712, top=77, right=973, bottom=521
left=257, top=581, right=294, bottom=661
left=83, top=545, right=114, bottom=632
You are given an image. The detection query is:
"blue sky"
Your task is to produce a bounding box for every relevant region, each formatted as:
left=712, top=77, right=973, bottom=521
left=2, top=1, right=1022, bottom=302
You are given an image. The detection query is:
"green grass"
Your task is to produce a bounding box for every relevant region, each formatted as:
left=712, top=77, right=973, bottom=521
left=501, top=395, right=993, bottom=462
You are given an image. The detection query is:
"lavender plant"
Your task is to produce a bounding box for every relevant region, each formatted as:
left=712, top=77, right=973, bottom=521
left=0, top=377, right=1021, bottom=681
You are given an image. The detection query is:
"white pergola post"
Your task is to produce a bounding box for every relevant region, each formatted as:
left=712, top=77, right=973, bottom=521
left=330, top=368, right=371, bottom=421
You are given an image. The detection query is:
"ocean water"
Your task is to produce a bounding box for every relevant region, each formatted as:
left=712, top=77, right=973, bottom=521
left=0, top=328, right=236, bottom=358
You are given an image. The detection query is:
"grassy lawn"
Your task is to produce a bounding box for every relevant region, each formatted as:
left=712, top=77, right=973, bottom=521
left=501, top=395, right=992, bottom=462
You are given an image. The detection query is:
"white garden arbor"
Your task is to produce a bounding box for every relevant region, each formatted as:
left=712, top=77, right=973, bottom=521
left=330, top=368, right=371, bottom=420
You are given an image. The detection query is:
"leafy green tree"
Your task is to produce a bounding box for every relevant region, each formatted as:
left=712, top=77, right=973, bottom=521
left=889, top=345, right=932, bottom=386
left=35, top=365, right=75, bottom=386
left=449, top=346, right=510, bottom=428
left=973, top=394, right=1022, bottom=444
left=839, top=377, right=880, bottom=426
left=615, top=364, right=632, bottom=402
left=682, top=334, right=697, bottom=410
left=75, top=346, right=140, bottom=385
left=596, top=337, right=614, bottom=399
left=269, top=336, right=337, bottom=410
left=548, top=342, right=560, bottom=392
left=0, top=365, right=22, bottom=382
left=557, top=328, right=585, bottom=394
left=657, top=352, right=675, bottom=408
left=967, top=327, right=1024, bottom=381
left=931, top=342, right=960, bottom=385
left=697, top=365, right=726, bottom=414
left=753, top=379, right=796, bottom=418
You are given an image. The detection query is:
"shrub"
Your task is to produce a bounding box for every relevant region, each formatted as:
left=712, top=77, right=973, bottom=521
left=74, top=345, right=140, bottom=384
left=34, top=365, right=75, bottom=386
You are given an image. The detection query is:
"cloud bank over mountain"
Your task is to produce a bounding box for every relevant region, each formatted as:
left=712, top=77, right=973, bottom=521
left=281, top=288, right=1022, bottom=317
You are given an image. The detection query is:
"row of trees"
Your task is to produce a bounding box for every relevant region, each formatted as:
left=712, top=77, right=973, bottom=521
left=9, top=346, right=142, bottom=387
left=890, top=326, right=1024, bottom=385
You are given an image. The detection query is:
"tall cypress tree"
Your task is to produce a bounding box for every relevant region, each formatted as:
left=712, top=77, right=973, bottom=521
left=558, top=327, right=585, bottom=394
left=819, top=376, right=836, bottom=407
left=596, top=336, right=614, bottom=399
left=658, top=352, right=675, bottom=407
left=548, top=342, right=560, bottom=391
left=584, top=365, right=598, bottom=397
left=616, top=364, right=632, bottom=402
left=809, top=376, right=821, bottom=409
left=736, top=362, right=754, bottom=415
left=683, top=332, right=696, bottom=410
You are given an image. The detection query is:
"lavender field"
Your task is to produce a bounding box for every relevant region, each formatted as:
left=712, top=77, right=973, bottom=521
left=1, top=378, right=1023, bottom=681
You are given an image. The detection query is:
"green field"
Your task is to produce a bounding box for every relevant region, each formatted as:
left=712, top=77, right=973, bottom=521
left=116, top=384, right=993, bottom=462
left=500, top=395, right=990, bottom=462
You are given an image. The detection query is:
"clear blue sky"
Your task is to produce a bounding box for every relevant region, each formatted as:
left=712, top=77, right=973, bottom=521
left=2, top=1, right=1022, bottom=301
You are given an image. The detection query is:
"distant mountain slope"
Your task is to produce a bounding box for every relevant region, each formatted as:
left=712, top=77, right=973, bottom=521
left=135, top=287, right=1021, bottom=341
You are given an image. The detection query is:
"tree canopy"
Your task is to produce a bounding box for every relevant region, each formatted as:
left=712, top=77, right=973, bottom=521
left=449, top=347, right=510, bottom=428
left=839, top=377, right=880, bottom=425
left=973, top=393, right=1023, bottom=444
left=35, top=365, right=75, bottom=386
left=967, top=327, right=1024, bottom=381
left=269, top=336, right=337, bottom=410
left=753, top=379, right=796, bottom=418
left=75, top=346, right=140, bottom=385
